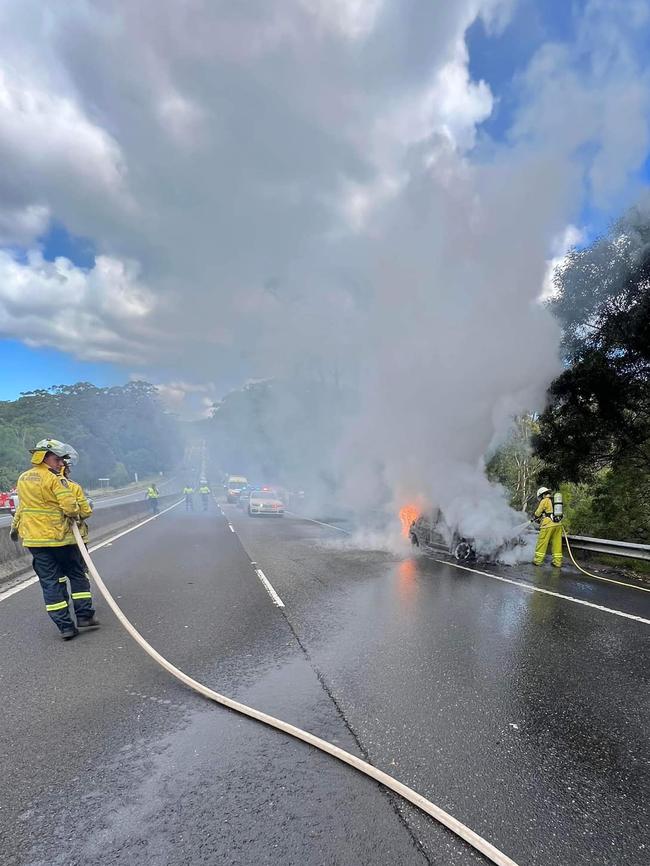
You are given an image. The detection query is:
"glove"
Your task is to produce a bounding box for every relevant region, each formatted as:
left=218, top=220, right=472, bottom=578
left=10, top=528, right=19, bottom=542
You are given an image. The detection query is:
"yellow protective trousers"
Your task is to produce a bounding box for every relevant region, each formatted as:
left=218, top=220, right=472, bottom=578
left=533, top=522, right=563, bottom=567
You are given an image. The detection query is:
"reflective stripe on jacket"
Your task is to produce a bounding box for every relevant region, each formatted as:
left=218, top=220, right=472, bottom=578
left=11, top=463, right=80, bottom=547
left=199, top=486, right=210, bottom=494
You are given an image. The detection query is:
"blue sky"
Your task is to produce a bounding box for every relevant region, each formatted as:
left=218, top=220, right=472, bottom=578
left=0, top=224, right=123, bottom=400
left=0, top=340, right=126, bottom=401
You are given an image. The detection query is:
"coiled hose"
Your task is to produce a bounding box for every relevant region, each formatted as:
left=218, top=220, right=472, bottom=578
left=72, top=522, right=520, bottom=866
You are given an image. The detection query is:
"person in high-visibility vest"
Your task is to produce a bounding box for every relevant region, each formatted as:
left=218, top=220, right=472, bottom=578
left=146, top=484, right=160, bottom=514
left=199, top=483, right=210, bottom=511
left=183, top=485, right=194, bottom=511
left=533, top=486, right=563, bottom=568
left=10, top=439, right=98, bottom=640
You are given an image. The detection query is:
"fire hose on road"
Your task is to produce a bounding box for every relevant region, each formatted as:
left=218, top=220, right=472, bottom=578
left=562, top=527, right=650, bottom=590
left=71, top=522, right=521, bottom=866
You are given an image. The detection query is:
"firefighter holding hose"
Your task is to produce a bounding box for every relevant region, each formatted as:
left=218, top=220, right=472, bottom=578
left=10, top=439, right=99, bottom=640
left=533, top=486, right=563, bottom=568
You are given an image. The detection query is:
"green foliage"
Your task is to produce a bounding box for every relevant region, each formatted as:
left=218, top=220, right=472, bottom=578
left=110, top=462, right=132, bottom=488
left=532, top=201, right=650, bottom=544
left=558, top=482, right=595, bottom=535
left=558, top=467, right=650, bottom=543
left=536, top=204, right=650, bottom=485
left=0, top=381, right=183, bottom=491
left=487, top=415, right=544, bottom=512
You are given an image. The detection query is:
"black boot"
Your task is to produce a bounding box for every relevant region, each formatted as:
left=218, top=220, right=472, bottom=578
left=77, top=616, right=100, bottom=628
left=61, top=627, right=79, bottom=641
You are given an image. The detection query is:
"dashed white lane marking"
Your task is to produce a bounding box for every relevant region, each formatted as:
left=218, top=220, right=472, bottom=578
left=286, top=513, right=648, bottom=625
left=251, top=564, right=285, bottom=608
left=228, top=523, right=235, bottom=533
left=0, top=499, right=184, bottom=604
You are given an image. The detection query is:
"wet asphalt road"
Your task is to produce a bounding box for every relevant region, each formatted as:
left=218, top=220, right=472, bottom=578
left=0, top=501, right=648, bottom=866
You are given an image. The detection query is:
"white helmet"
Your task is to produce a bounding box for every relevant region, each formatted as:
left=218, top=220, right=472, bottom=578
left=30, top=438, right=78, bottom=465
left=537, top=486, right=551, bottom=498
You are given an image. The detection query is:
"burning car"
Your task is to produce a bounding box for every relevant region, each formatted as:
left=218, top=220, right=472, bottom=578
left=408, top=508, right=532, bottom=563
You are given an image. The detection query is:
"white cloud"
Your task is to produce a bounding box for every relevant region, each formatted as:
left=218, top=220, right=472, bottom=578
left=300, top=0, right=384, bottom=38
left=0, top=67, right=130, bottom=244
left=0, top=0, right=648, bottom=384
left=541, top=224, right=586, bottom=300
left=0, top=250, right=155, bottom=363
left=0, top=204, right=49, bottom=246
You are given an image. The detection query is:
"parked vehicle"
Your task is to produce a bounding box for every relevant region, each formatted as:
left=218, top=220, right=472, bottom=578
left=236, top=484, right=259, bottom=509
left=0, top=489, right=18, bottom=514
left=225, top=475, right=248, bottom=503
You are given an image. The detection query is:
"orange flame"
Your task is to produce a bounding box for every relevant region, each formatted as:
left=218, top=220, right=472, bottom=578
left=399, top=504, right=420, bottom=538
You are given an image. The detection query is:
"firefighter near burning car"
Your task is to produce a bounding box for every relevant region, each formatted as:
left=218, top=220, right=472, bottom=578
left=533, top=486, right=563, bottom=568
left=10, top=439, right=99, bottom=641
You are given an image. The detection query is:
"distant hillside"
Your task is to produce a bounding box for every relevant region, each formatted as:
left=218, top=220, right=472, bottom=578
left=0, top=381, right=183, bottom=490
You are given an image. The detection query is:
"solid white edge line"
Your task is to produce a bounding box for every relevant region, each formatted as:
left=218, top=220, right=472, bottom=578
left=254, top=567, right=285, bottom=608
left=0, top=499, right=184, bottom=604
left=431, top=558, right=650, bottom=626
left=0, top=575, right=38, bottom=599
left=286, top=512, right=648, bottom=625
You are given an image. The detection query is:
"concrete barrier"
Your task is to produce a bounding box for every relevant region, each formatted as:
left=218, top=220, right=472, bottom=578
left=0, top=494, right=180, bottom=587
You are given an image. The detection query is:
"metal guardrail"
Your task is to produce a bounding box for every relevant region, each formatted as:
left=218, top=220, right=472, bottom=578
left=566, top=534, right=650, bottom=562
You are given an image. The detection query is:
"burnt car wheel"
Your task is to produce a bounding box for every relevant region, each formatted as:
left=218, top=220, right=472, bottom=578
left=453, top=541, right=474, bottom=562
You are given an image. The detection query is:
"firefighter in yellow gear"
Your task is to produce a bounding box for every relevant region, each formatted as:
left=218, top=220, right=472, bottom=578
left=54, top=460, right=94, bottom=603
left=63, top=461, right=93, bottom=542
left=533, top=486, right=563, bottom=568
left=10, top=439, right=98, bottom=640
left=183, top=486, right=195, bottom=511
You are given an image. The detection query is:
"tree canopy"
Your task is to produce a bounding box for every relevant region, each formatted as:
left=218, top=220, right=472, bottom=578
left=536, top=204, right=650, bottom=486
left=0, top=381, right=183, bottom=490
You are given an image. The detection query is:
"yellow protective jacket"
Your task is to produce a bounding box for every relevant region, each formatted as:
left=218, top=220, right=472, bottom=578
left=146, top=486, right=159, bottom=499
left=199, top=485, right=210, bottom=494
left=11, top=463, right=81, bottom=547
left=68, top=478, right=93, bottom=541
left=534, top=496, right=558, bottom=528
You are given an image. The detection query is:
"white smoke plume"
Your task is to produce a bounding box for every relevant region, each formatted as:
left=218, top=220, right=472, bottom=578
left=1, top=1, right=650, bottom=554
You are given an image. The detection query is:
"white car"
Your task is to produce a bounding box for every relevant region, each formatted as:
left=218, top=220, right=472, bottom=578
left=248, top=489, right=284, bottom=516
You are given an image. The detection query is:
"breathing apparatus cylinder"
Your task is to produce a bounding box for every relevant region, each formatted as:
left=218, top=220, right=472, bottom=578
left=552, top=491, right=563, bottom=523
